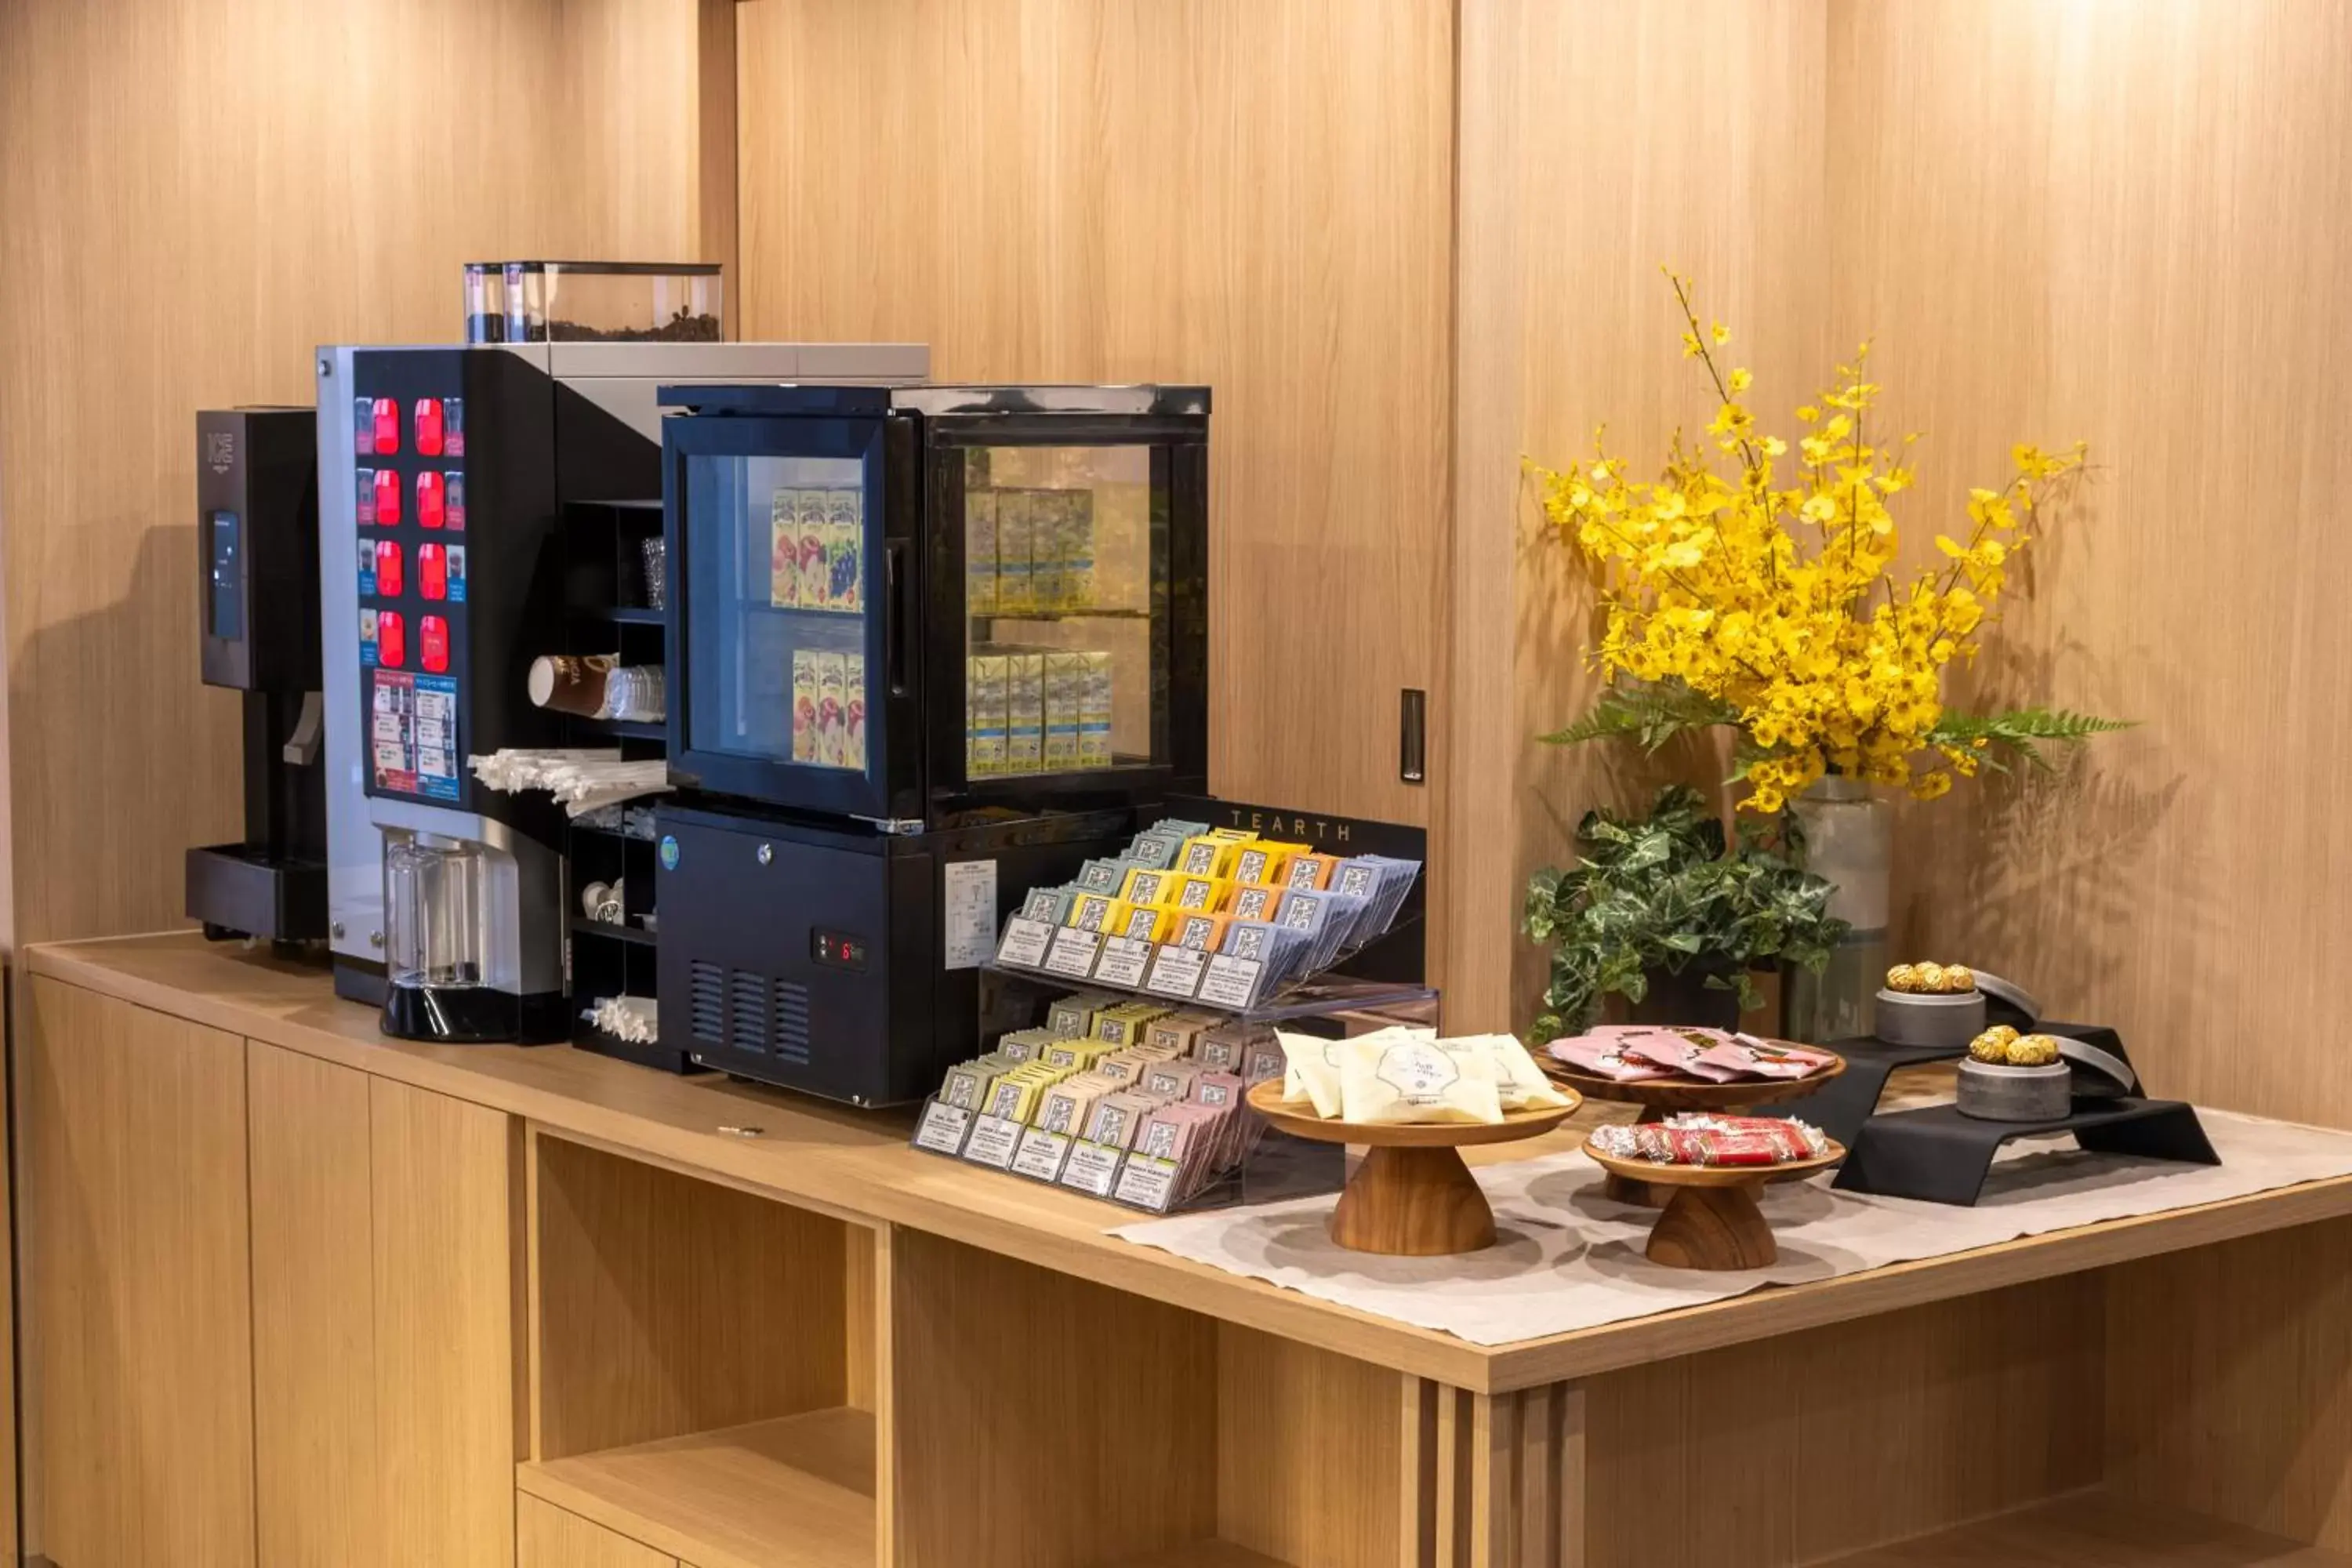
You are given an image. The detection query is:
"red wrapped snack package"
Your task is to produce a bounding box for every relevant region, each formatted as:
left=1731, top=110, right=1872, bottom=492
left=1590, top=1114, right=1828, bottom=1167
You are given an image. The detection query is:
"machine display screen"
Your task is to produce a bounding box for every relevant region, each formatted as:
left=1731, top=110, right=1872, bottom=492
left=207, top=509, right=242, bottom=640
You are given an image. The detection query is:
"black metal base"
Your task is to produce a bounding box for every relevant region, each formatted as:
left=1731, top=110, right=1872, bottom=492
left=1769, top=1022, right=2135, bottom=1147
left=1834, top=1097, right=2218, bottom=1205
left=381, top=983, right=568, bottom=1045
left=575, top=1024, right=705, bottom=1076
left=334, top=956, right=389, bottom=1007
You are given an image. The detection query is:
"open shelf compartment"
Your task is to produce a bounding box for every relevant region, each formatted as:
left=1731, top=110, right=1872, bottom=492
left=885, top=1229, right=1403, bottom=1568
left=523, top=1131, right=881, bottom=1568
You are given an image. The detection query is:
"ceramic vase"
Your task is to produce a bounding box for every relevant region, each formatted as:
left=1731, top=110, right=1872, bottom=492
left=1783, top=775, right=1890, bottom=1044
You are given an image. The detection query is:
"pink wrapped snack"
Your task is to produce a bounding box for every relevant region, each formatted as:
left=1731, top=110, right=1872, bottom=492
left=1621, top=1036, right=1743, bottom=1082
left=1549, top=1035, right=1674, bottom=1081
left=1690, top=1040, right=1837, bottom=1082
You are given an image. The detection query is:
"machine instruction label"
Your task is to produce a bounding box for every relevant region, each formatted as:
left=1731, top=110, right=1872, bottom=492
left=370, top=670, right=459, bottom=801
left=942, top=858, right=998, bottom=970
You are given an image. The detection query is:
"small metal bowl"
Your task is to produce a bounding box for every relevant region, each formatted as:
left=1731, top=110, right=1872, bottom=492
left=1876, top=987, right=1987, bottom=1049
left=1956, top=1059, right=2071, bottom=1122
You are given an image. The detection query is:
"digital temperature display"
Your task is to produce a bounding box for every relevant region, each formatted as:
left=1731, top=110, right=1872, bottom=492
left=811, top=930, right=869, bottom=970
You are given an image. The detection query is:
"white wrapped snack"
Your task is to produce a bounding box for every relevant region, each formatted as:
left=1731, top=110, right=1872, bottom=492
left=1276, top=1029, right=1347, bottom=1118
left=1338, top=1032, right=1504, bottom=1126
left=1443, top=1033, right=1571, bottom=1111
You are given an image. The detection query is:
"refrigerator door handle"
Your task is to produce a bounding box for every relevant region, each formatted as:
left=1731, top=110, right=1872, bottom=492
left=884, top=538, right=914, bottom=697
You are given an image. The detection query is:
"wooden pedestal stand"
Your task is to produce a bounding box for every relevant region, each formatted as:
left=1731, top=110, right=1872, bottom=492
left=1582, top=1140, right=1847, bottom=1270
left=1245, top=1080, right=1580, bottom=1257
left=1544, top=1051, right=1846, bottom=1207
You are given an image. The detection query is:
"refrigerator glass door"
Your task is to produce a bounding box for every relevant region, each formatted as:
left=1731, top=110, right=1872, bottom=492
left=959, top=443, right=1167, bottom=785
left=670, top=415, right=902, bottom=818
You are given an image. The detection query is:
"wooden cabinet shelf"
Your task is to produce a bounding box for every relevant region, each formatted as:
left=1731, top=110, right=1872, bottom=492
left=1106, top=1543, right=1294, bottom=1568
left=520, top=1408, right=875, bottom=1568
left=1821, top=1490, right=2352, bottom=1566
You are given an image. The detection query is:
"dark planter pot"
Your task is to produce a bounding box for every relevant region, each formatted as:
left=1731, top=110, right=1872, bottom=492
left=1628, top=964, right=1743, bottom=1030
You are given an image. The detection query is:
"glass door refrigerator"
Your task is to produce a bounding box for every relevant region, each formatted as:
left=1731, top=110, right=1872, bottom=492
left=655, top=383, right=1210, bottom=1102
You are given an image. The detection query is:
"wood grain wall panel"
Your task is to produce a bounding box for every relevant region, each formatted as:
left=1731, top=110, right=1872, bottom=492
left=1581, top=1274, right=2099, bottom=1567
left=735, top=0, right=1450, bottom=831
left=1449, top=0, right=1831, bottom=1028
left=1820, top=0, right=2352, bottom=1125
left=18, top=979, right=255, bottom=1566
left=0, top=0, right=714, bottom=951
left=2107, top=1218, right=2352, bottom=1551
left=248, top=1040, right=383, bottom=1568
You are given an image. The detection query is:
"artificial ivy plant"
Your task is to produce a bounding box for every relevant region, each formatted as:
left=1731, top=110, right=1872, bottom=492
left=1523, top=784, right=1849, bottom=1040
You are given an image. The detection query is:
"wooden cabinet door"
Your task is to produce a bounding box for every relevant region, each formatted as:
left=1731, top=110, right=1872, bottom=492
left=20, top=978, right=256, bottom=1567
left=517, top=1495, right=677, bottom=1568
left=247, top=1044, right=521, bottom=1568
left=372, top=1074, right=524, bottom=1567
left=249, top=1041, right=381, bottom=1567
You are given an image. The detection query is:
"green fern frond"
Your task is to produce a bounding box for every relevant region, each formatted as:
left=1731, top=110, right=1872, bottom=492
left=1929, top=706, right=2136, bottom=771
left=1539, top=681, right=1740, bottom=753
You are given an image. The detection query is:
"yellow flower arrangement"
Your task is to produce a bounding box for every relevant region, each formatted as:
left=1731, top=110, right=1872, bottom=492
left=1535, top=270, right=2127, bottom=813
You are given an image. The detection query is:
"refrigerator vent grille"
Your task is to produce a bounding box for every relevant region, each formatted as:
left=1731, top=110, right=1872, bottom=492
left=772, top=982, right=811, bottom=1065
left=689, top=959, right=810, bottom=1062
left=689, top=960, right=726, bottom=1045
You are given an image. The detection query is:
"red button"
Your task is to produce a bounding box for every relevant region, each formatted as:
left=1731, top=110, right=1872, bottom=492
left=377, top=611, right=405, bottom=669
left=416, top=470, right=445, bottom=529
left=419, top=615, right=449, bottom=673
left=413, top=398, right=445, bottom=457
left=371, top=398, right=400, bottom=456
left=418, top=543, right=447, bottom=600
left=375, top=540, right=404, bottom=597
left=372, top=467, right=402, bottom=526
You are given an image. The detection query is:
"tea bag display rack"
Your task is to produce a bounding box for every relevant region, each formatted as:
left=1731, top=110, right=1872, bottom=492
left=911, top=982, right=1428, bottom=1218
left=981, top=958, right=1438, bottom=1025
left=557, top=499, right=688, bottom=1074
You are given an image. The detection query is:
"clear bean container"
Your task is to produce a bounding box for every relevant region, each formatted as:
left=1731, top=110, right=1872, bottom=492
left=384, top=834, right=488, bottom=989
left=461, top=261, right=724, bottom=344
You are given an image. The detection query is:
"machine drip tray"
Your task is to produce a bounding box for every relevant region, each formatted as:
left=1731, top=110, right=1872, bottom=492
left=382, top=983, right=569, bottom=1045
left=187, top=844, right=328, bottom=943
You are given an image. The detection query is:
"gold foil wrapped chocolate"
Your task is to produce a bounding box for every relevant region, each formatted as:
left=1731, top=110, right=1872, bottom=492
left=2009, top=1033, right=2062, bottom=1066
left=1887, top=960, right=1981, bottom=995
left=1969, top=1025, right=2021, bottom=1064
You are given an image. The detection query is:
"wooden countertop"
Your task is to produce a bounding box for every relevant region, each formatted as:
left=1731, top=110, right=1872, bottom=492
left=29, top=931, right=2352, bottom=1394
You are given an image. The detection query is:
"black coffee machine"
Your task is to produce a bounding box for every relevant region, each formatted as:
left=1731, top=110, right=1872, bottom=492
left=185, top=407, right=330, bottom=945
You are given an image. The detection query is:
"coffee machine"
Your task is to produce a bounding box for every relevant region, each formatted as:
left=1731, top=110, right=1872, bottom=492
left=315, top=274, right=927, bottom=1037
left=186, top=407, right=330, bottom=945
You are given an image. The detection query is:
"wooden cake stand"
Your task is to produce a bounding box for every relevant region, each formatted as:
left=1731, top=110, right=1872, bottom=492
left=1245, top=1080, right=1581, bottom=1257
left=1544, top=1051, right=1846, bottom=1207
left=1582, top=1138, right=1846, bottom=1271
